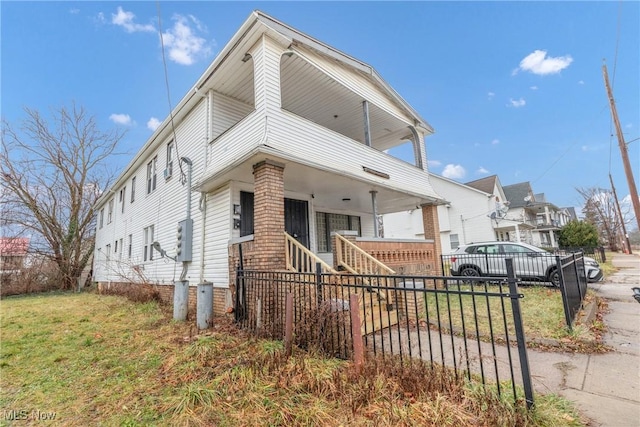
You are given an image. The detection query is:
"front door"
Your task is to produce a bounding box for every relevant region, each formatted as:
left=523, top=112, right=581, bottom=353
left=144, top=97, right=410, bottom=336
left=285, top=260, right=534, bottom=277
left=284, top=198, right=309, bottom=248
left=239, top=192, right=309, bottom=248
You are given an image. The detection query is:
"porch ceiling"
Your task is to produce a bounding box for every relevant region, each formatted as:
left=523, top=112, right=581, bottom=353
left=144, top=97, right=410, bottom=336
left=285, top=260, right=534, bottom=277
left=280, top=53, right=414, bottom=152
left=198, top=153, right=433, bottom=214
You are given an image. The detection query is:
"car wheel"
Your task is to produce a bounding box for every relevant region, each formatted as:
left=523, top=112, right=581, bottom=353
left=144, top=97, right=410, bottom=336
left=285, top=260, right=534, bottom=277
left=548, top=269, right=560, bottom=287
left=459, top=266, right=481, bottom=283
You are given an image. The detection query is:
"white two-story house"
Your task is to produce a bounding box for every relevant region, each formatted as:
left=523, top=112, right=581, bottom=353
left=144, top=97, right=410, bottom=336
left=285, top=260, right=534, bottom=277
left=93, top=11, right=444, bottom=314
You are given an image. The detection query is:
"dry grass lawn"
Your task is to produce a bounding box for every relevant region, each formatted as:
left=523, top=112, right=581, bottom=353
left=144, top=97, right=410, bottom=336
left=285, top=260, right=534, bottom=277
left=1, top=292, right=585, bottom=426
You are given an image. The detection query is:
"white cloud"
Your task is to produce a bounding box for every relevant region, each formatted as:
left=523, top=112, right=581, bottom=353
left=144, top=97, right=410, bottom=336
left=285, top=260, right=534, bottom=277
left=487, top=91, right=495, bottom=100
left=69, top=8, right=80, bottom=15
left=514, top=50, right=573, bottom=76
left=147, top=117, right=161, bottom=131
left=112, top=6, right=155, bottom=33
left=161, top=14, right=212, bottom=65
left=477, top=167, right=490, bottom=174
left=109, top=113, right=133, bottom=125
left=578, top=80, right=585, bottom=85
left=428, top=159, right=442, bottom=169
left=508, top=98, right=526, bottom=108
left=625, top=123, right=633, bottom=129
left=491, top=139, right=500, bottom=145
left=530, top=86, right=538, bottom=90
left=442, top=164, right=466, bottom=179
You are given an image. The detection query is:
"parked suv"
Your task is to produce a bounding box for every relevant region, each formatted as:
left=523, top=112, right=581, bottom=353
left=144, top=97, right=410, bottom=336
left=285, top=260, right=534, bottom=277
left=448, top=241, right=603, bottom=286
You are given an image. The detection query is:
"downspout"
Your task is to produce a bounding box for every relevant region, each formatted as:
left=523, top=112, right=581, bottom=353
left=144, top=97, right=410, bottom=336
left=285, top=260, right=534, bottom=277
left=460, top=215, right=467, bottom=245
left=199, top=192, right=207, bottom=283
left=180, top=157, right=193, bottom=282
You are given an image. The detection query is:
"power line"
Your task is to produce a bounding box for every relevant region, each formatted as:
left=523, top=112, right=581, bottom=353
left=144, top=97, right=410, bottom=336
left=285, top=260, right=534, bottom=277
left=156, top=1, right=185, bottom=182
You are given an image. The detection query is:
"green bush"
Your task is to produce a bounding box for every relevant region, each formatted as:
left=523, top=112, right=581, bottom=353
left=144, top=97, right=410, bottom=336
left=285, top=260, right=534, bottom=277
left=558, top=220, right=600, bottom=247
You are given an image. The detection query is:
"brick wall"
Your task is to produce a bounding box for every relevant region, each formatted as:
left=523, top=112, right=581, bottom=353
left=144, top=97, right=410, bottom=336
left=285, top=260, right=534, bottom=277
left=421, top=204, right=443, bottom=275
left=252, top=160, right=286, bottom=270
left=354, top=239, right=436, bottom=275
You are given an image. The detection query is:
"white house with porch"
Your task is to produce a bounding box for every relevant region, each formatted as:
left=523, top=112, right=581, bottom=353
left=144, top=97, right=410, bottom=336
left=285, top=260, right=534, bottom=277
left=384, top=174, right=574, bottom=254
left=384, top=174, right=509, bottom=253
left=93, top=11, right=444, bottom=314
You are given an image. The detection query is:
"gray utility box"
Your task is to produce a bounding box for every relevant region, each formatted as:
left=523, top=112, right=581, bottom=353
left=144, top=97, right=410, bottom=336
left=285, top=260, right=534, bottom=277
left=176, top=218, right=193, bottom=262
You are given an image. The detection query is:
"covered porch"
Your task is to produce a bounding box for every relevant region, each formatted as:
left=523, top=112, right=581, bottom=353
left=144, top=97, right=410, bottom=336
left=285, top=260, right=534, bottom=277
left=197, top=151, right=442, bottom=277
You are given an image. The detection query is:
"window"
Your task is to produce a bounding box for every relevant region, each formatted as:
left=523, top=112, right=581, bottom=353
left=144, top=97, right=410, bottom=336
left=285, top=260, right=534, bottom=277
left=315, top=212, right=361, bottom=252
left=449, top=234, right=460, bottom=250
left=127, top=234, right=133, bottom=259
left=239, top=191, right=254, bottom=237
left=114, top=239, right=118, bottom=254
left=119, top=186, right=126, bottom=213
left=146, top=157, right=157, bottom=194
left=165, top=141, right=174, bottom=179
left=99, top=209, right=104, bottom=229
left=143, top=225, right=155, bottom=261
left=118, top=238, right=123, bottom=260
left=105, top=244, right=111, bottom=261
left=107, top=199, right=114, bottom=224
left=131, top=176, right=136, bottom=202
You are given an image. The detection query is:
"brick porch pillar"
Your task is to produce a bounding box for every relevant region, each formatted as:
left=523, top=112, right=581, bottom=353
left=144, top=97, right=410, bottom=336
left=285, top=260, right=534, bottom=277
left=253, top=160, right=286, bottom=270
left=421, top=204, right=443, bottom=275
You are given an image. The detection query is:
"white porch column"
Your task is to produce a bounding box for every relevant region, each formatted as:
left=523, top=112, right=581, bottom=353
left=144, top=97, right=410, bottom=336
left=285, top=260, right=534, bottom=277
left=363, top=100, right=372, bottom=147
left=515, top=224, right=521, bottom=242
left=370, top=190, right=379, bottom=237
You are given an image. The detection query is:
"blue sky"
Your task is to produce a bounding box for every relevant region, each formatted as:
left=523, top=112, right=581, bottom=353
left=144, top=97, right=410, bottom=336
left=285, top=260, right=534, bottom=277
left=2, top=1, right=639, bottom=222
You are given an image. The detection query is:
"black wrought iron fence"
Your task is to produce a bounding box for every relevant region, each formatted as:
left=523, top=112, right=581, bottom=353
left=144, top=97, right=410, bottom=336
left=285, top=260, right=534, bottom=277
left=440, top=251, right=590, bottom=329
left=234, top=260, right=534, bottom=407
left=558, top=246, right=606, bottom=263
left=557, top=253, right=589, bottom=329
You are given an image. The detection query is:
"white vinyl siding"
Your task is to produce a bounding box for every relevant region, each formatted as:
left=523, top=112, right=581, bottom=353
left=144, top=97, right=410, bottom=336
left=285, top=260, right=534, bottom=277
left=204, top=186, right=231, bottom=287
left=211, top=92, right=254, bottom=141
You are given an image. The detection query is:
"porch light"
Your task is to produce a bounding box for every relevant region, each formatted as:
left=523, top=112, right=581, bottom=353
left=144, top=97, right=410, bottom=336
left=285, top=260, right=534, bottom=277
left=242, top=53, right=252, bottom=63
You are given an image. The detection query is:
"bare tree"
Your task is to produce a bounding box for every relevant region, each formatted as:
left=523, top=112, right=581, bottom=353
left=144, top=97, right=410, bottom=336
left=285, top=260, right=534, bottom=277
left=1, top=104, right=125, bottom=290
left=577, top=187, right=630, bottom=251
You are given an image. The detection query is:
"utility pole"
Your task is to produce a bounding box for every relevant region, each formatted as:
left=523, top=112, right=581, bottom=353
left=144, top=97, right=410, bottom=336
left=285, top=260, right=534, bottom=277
left=603, top=63, right=640, bottom=231
left=610, top=174, right=632, bottom=254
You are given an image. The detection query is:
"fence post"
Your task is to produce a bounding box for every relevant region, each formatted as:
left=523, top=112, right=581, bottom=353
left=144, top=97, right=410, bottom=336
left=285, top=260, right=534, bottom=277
left=349, top=293, right=364, bottom=373
left=316, top=262, right=323, bottom=305
left=571, top=253, right=585, bottom=304
left=284, top=292, right=294, bottom=358
left=556, top=255, right=573, bottom=330
left=505, top=258, right=534, bottom=409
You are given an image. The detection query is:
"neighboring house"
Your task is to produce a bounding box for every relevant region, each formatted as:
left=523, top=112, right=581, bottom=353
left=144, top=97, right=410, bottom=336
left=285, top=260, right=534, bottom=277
left=0, top=237, right=29, bottom=273
left=93, top=11, right=444, bottom=314
left=385, top=174, right=509, bottom=253
left=498, top=183, right=571, bottom=247
left=385, top=174, right=574, bottom=252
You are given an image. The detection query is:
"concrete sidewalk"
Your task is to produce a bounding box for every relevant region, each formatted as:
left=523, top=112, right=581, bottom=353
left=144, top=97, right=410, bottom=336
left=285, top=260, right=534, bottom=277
left=528, top=253, right=640, bottom=426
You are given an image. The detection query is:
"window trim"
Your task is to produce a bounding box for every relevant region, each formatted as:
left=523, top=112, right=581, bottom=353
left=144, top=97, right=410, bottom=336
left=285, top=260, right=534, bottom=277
left=165, top=141, right=174, bottom=180
left=146, top=157, right=157, bottom=194
left=107, top=199, right=114, bottom=224
left=131, top=176, right=136, bottom=203
left=143, top=225, right=155, bottom=262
